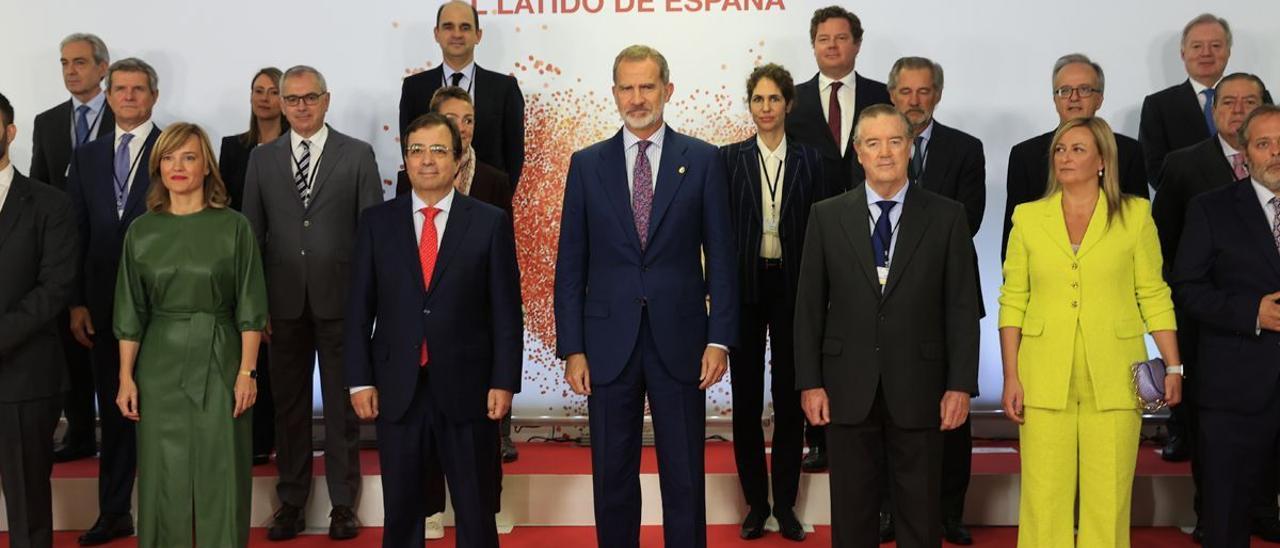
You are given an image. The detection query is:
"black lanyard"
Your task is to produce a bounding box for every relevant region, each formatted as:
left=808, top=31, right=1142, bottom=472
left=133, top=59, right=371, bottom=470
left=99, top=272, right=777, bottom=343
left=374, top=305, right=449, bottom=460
left=77, top=106, right=106, bottom=146
left=757, top=148, right=783, bottom=212
left=867, top=202, right=903, bottom=265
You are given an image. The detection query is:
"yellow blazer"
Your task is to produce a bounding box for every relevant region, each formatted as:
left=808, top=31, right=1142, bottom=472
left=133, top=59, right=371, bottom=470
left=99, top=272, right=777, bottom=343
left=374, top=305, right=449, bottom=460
left=999, top=193, right=1176, bottom=411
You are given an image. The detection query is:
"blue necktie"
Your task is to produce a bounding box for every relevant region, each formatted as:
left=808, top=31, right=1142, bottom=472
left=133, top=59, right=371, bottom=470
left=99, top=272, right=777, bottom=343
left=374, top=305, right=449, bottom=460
left=1202, top=89, right=1217, bottom=137
left=74, top=105, right=91, bottom=148
left=872, top=200, right=896, bottom=267
left=113, top=133, right=134, bottom=213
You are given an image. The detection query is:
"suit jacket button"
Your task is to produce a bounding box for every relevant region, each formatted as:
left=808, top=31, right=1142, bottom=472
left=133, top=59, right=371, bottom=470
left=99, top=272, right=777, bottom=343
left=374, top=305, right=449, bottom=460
left=423, top=309, right=430, bottom=315
left=1071, top=262, right=1078, bottom=270
left=1071, top=300, right=1078, bottom=308
left=300, top=249, right=307, bottom=256
left=303, top=219, right=311, bottom=228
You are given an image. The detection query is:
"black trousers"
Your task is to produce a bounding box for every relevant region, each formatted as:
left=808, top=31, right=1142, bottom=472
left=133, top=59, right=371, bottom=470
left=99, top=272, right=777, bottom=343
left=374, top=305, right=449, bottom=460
left=829, top=388, right=942, bottom=548
left=89, top=328, right=135, bottom=516
left=0, top=396, right=61, bottom=548
left=731, top=265, right=804, bottom=511
left=377, top=369, right=499, bottom=548
left=56, top=310, right=96, bottom=452
left=879, top=418, right=971, bottom=520
left=251, top=348, right=275, bottom=458
left=1200, top=390, right=1280, bottom=548
left=271, top=299, right=361, bottom=508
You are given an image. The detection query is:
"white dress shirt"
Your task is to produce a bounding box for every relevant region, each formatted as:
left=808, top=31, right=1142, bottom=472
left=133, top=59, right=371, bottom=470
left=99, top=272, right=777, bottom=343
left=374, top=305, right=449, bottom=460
left=1190, top=77, right=1221, bottom=112
left=289, top=125, right=329, bottom=185
left=114, top=120, right=155, bottom=217
left=70, top=91, right=107, bottom=147
left=818, top=70, right=857, bottom=154
left=350, top=188, right=456, bottom=395
left=0, top=162, right=14, bottom=212
left=756, top=134, right=786, bottom=259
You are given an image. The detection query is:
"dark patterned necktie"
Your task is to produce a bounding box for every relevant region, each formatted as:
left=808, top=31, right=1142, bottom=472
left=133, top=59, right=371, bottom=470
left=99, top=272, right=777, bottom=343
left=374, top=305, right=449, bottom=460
left=1270, top=197, right=1280, bottom=256
left=633, top=140, right=654, bottom=249
left=828, top=82, right=843, bottom=147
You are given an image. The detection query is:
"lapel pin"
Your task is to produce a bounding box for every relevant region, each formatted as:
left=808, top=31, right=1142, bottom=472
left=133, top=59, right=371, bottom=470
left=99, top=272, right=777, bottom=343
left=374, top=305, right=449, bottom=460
left=678, top=166, right=687, bottom=174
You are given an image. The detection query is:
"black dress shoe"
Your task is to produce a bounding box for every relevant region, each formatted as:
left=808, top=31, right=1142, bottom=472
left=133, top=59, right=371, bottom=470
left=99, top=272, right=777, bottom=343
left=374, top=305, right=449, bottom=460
left=1161, top=435, right=1191, bottom=462
left=740, top=506, right=769, bottom=540
left=54, top=444, right=97, bottom=463
left=329, top=505, right=360, bottom=540
left=252, top=454, right=271, bottom=466
left=1192, top=524, right=1204, bottom=544
left=501, top=435, right=519, bottom=463
left=943, top=519, right=973, bottom=545
left=775, top=508, right=806, bottom=542
left=1253, top=517, right=1280, bottom=542
left=879, top=511, right=895, bottom=543
left=78, top=513, right=134, bottom=546
left=801, top=447, right=828, bottom=472
left=267, top=504, right=305, bottom=541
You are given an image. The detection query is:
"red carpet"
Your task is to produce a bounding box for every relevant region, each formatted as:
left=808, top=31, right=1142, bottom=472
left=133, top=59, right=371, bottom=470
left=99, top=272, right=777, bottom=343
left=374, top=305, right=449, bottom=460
left=49, top=440, right=1191, bottom=478
left=8, top=525, right=1256, bottom=547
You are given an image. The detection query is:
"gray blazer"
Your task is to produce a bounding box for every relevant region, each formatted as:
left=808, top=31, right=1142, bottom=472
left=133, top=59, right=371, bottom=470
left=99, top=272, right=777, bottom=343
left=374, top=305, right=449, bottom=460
left=242, top=126, right=384, bottom=320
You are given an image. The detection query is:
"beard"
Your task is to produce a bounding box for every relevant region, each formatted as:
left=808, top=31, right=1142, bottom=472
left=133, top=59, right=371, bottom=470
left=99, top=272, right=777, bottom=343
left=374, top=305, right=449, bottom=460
left=1255, top=164, right=1280, bottom=192
left=620, top=107, right=662, bottom=131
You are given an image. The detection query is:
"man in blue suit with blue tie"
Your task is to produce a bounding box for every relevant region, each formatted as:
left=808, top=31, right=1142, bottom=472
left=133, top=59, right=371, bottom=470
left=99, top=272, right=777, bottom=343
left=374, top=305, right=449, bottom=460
left=65, top=57, right=162, bottom=546
left=346, top=113, right=522, bottom=548
left=554, top=45, right=738, bottom=548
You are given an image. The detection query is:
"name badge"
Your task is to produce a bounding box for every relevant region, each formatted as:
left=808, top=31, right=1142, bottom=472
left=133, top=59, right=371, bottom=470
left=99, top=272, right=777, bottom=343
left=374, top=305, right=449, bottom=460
left=877, top=266, right=890, bottom=288
left=763, top=217, right=779, bottom=235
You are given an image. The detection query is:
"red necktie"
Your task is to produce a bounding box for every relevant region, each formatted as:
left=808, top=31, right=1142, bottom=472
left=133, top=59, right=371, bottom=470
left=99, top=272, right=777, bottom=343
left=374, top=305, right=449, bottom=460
left=828, top=81, right=844, bottom=148
left=419, top=206, right=441, bottom=366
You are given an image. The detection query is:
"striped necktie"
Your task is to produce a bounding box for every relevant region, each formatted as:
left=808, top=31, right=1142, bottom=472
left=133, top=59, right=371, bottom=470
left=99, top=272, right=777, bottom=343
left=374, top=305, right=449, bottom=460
left=295, top=140, right=312, bottom=207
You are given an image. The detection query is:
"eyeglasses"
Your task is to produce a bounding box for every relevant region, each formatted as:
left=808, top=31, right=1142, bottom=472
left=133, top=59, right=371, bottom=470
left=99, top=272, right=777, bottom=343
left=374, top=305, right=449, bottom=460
left=282, top=92, right=327, bottom=106
left=1053, top=85, right=1100, bottom=99
left=405, top=144, right=455, bottom=159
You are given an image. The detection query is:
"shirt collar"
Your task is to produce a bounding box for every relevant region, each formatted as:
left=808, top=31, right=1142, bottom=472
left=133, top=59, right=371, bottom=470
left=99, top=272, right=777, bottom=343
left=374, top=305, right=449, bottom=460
left=756, top=134, right=787, bottom=160
left=866, top=180, right=909, bottom=206
left=1189, top=77, right=1220, bottom=96
left=0, top=162, right=14, bottom=191
left=917, top=120, right=935, bottom=143
left=72, top=90, right=107, bottom=113
left=291, top=124, right=329, bottom=151
left=1218, top=134, right=1242, bottom=157
left=623, top=123, right=667, bottom=152
left=819, top=70, right=857, bottom=92
left=1251, top=178, right=1279, bottom=211
left=116, top=119, right=154, bottom=142
left=443, top=61, right=476, bottom=81
left=412, top=186, right=456, bottom=214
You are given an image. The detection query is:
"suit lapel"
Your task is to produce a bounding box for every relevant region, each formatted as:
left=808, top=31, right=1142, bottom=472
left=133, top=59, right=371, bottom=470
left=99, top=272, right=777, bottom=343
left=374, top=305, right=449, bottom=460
left=1073, top=194, right=1109, bottom=260
left=598, top=131, right=643, bottom=252
left=647, top=127, right=688, bottom=244
left=271, top=136, right=306, bottom=210
left=778, top=140, right=802, bottom=219
left=1234, top=182, right=1280, bottom=278
left=0, top=173, right=31, bottom=252
left=802, top=76, right=840, bottom=158
left=121, top=126, right=161, bottom=219
left=308, top=126, right=344, bottom=206
left=741, top=140, right=763, bottom=225
left=1038, top=193, right=1076, bottom=259
left=394, top=195, right=427, bottom=296
left=1179, top=80, right=1210, bottom=137
left=882, top=184, right=932, bottom=299
left=917, top=123, right=949, bottom=189
left=427, top=194, right=472, bottom=295
left=836, top=186, right=881, bottom=293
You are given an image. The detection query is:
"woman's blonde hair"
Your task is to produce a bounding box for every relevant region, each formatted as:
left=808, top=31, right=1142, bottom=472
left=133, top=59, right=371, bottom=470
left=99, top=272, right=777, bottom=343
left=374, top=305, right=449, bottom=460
left=1043, top=116, right=1127, bottom=226
left=146, top=122, right=230, bottom=212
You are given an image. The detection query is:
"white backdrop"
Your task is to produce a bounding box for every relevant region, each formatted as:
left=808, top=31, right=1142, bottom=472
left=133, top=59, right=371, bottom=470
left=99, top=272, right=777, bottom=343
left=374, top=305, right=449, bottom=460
left=6, top=0, right=1279, bottom=416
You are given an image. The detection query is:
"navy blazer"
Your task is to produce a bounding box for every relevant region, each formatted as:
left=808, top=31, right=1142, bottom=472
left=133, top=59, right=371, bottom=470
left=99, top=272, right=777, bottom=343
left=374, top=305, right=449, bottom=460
left=345, top=192, right=522, bottom=423
left=554, top=126, right=739, bottom=385
left=1171, top=180, right=1280, bottom=414
left=720, top=136, right=831, bottom=304
left=66, top=125, right=161, bottom=329
left=785, top=72, right=892, bottom=192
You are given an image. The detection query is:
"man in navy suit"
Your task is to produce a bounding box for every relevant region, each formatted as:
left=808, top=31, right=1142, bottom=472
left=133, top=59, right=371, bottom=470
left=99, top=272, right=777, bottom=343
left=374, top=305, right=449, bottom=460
left=554, top=45, right=738, bottom=548
left=1171, top=104, right=1280, bottom=548
left=346, top=112, right=522, bottom=548
left=65, top=57, right=162, bottom=546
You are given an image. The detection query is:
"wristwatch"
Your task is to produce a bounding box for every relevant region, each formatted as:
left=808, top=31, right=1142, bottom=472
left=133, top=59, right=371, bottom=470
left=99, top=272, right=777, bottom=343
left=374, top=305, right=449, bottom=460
left=239, top=369, right=258, bottom=379
left=1165, top=364, right=1185, bottom=377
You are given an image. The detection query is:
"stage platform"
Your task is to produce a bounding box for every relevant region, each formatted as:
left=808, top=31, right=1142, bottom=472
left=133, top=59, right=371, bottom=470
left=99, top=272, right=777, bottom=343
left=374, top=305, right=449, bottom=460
left=1, top=440, right=1198, bottom=536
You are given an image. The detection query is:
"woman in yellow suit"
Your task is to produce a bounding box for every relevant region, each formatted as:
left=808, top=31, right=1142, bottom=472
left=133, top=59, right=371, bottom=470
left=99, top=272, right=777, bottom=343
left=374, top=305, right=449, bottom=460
left=999, top=116, right=1183, bottom=548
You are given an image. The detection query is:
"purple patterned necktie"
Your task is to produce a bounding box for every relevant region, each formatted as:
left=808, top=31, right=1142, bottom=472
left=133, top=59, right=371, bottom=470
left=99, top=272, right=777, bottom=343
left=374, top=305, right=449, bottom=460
left=1270, top=197, right=1280, bottom=256
left=113, top=133, right=134, bottom=213
left=632, top=140, right=654, bottom=249
left=1231, top=153, right=1249, bottom=180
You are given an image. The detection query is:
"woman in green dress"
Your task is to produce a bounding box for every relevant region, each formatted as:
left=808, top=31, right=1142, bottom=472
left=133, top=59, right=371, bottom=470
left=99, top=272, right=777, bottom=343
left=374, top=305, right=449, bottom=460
left=113, top=122, right=268, bottom=547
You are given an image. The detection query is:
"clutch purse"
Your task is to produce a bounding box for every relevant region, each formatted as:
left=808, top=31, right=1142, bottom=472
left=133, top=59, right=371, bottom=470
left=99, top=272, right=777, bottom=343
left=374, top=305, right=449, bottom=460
left=1132, top=357, right=1167, bottom=412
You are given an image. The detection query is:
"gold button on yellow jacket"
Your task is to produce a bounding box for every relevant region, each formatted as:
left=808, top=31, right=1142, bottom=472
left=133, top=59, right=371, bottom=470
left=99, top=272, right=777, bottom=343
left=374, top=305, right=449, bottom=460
left=999, top=193, right=1177, bottom=411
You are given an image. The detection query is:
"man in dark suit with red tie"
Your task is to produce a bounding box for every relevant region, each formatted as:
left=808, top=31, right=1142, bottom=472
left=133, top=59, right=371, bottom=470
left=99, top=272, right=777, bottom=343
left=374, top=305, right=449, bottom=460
left=29, top=33, right=115, bottom=465
left=399, top=0, right=525, bottom=190
left=346, top=113, right=522, bottom=548
left=784, top=4, right=892, bottom=476
left=1171, top=104, right=1280, bottom=548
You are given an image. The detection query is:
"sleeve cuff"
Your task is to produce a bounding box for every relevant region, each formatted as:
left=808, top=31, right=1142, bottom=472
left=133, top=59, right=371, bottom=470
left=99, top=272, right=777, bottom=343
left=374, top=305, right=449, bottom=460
left=708, top=343, right=729, bottom=352
left=349, top=386, right=374, bottom=395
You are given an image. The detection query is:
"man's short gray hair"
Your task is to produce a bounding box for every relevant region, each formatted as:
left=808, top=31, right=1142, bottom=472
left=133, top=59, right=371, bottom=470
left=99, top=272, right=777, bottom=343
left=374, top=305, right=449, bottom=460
left=888, top=56, right=944, bottom=92
left=1238, top=104, right=1280, bottom=149
left=106, top=58, right=158, bottom=92
left=281, top=65, right=328, bottom=94
left=612, top=45, right=670, bottom=85
left=60, top=33, right=110, bottom=66
left=1052, top=53, right=1105, bottom=93
left=1182, top=13, right=1233, bottom=48
left=852, top=104, right=912, bottom=144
